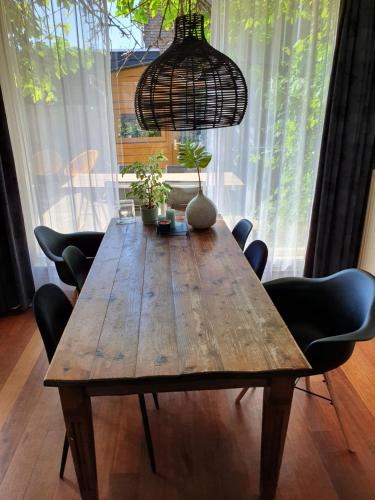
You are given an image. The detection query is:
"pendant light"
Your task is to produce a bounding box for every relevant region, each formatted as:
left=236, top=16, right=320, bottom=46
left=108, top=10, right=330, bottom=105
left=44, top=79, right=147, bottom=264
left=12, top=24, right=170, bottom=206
left=135, top=9, right=248, bottom=131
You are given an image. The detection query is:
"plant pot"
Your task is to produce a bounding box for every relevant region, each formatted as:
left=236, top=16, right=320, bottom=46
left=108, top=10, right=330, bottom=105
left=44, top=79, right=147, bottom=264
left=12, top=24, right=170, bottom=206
left=141, top=206, right=159, bottom=225
left=186, top=189, right=217, bottom=229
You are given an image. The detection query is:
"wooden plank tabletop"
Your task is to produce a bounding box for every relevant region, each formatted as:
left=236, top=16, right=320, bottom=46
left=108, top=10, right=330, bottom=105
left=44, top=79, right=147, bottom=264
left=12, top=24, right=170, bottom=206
left=45, top=219, right=309, bottom=388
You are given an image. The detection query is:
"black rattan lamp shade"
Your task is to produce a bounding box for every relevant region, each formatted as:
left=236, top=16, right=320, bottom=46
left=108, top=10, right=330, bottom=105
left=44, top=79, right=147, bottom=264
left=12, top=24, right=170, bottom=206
left=135, top=13, right=248, bottom=131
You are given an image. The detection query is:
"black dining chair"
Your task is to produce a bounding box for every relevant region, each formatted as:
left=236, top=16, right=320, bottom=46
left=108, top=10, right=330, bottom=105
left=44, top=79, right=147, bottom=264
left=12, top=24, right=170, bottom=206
left=236, top=268, right=375, bottom=452
left=62, top=246, right=91, bottom=293
left=33, top=284, right=159, bottom=476
left=232, top=219, right=253, bottom=251
left=244, top=240, right=268, bottom=280
left=34, top=226, right=104, bottom=286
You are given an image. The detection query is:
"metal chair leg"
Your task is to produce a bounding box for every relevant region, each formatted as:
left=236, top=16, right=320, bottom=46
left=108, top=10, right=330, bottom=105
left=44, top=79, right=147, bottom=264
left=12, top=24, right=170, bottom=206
left=59, top=433, right=69, bottom=479
left=152, top=392, right=159, bottom=410
left=235, top=387, right=250, bottom=405
left=324, top=372, right=355, bottom=453
left=138, top=394, right=157, bottom=473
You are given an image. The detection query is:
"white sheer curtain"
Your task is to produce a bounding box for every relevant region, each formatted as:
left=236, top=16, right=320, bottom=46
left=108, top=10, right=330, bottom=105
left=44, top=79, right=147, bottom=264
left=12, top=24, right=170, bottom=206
left=208, top=0, right=339, bottom=279
left=0, top=0, right=117, bottom=281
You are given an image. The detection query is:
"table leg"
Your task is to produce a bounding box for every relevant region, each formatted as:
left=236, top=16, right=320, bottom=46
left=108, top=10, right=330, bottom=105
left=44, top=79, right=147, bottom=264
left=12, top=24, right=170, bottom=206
left=59, top=387, right=98, bottom=500
left=260, top=376, right=294, bottom=500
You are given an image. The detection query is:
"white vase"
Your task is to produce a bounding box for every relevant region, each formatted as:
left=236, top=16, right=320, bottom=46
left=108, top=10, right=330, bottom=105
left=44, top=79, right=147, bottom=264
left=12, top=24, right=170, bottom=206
left=186, top=189, right=217, bottom=229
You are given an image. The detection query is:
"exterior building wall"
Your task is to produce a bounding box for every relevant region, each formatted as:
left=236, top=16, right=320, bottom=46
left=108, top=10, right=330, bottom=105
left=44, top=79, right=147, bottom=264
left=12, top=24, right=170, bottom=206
left=143, top=12, right=174, bottom=52
left=111, top=65, right=178, bottom=166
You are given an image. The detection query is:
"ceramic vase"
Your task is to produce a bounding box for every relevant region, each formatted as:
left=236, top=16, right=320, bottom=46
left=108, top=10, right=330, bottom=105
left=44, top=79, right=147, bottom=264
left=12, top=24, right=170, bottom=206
left=186, top=189, right=217, bottom=229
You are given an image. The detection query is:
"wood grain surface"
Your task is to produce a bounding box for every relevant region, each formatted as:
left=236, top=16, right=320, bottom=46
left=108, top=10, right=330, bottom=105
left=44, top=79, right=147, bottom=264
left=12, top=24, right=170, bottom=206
left=45, top=219, right=309, bottom=389
left=42, top=218, right=310, bottom=499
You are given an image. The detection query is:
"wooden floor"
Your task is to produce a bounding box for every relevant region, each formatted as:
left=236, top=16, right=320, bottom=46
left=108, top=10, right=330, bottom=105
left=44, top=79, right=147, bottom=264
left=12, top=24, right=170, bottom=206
left=0, top=310, right=375, bottom=500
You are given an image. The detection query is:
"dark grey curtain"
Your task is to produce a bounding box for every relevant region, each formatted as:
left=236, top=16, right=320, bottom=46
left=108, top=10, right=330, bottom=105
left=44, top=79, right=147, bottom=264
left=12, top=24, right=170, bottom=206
left=304, top=0, right=375, bottom=278
left=0, top=88, right=34, bottom=314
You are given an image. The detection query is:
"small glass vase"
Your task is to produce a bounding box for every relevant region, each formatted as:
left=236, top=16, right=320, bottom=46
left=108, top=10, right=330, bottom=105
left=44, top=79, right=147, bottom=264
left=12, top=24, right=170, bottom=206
left=117, top=199, right=136, bottom=224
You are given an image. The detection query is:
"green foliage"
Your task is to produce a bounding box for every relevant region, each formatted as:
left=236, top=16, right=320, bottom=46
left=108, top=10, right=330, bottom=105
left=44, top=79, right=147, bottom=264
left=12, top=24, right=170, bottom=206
left=221, top=0, right=338, bottom=249
left=178, top=141, right=211, bottom=169
left=120, top=152, right=172, bottom=208
left=178, top=140, right=212, bottom=190
left=8, top=0, right=211, bottom=104
left=6, top=0, right=97, bottom=103
left=114, top=0, right=211, bottom=38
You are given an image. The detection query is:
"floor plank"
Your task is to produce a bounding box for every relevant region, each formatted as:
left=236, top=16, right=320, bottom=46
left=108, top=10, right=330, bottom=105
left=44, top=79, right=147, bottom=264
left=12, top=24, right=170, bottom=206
left=0, top=312, right=375, bottom=499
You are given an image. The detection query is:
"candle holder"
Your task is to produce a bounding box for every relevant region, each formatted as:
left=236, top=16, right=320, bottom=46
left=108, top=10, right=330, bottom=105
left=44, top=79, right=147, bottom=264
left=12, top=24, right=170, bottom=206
left=166, top=208, right=176, bottom=229
left=157, top=219, right=171, bottom=235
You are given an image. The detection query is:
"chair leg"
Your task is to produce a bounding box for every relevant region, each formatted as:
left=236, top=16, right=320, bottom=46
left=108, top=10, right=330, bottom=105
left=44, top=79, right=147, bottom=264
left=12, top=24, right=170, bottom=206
left=138, top=394, right=157, bottom=473
left=324, top=372, right=355, bottom=453
left=305, top=376, right=311, bottom=392
left=152, top=393, right=159, bottom=410
left=59, top=433, right=69, bottom=479
left=235, top=388, right=250, bottom=405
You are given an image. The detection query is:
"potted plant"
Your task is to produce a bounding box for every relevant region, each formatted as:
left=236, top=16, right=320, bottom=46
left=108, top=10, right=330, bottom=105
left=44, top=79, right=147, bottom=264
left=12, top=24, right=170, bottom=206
left=178, top=141, right=217, bottom=229
left=121, top=153, right=171, bottom=224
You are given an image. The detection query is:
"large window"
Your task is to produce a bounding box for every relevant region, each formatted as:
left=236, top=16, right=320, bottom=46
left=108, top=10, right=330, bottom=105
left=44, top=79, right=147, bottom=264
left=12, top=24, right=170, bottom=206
left=209, top=0, right=340, bottom=278
left=0, top=0, right=340, bottom=280
left=109, top=0, right=340, bottom=277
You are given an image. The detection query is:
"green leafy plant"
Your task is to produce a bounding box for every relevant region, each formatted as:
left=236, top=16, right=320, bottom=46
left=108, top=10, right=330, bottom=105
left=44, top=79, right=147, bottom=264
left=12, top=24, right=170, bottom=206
left=178, top=141, right=212, bottom=191
left=120, top=153, right=171, bottom=209
left=6, top=0, right=97, bottom=104
left=114, top=0, right=211, bottom=37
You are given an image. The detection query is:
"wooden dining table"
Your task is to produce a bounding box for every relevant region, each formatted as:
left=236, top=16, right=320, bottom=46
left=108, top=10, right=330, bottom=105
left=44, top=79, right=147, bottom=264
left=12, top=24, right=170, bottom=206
left=44, top=218, right=310, bottom=500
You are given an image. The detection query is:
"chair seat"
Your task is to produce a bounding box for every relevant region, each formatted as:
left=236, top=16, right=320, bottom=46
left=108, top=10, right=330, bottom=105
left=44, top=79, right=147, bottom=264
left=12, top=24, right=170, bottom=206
left=287, top=320, right=327, bottom=353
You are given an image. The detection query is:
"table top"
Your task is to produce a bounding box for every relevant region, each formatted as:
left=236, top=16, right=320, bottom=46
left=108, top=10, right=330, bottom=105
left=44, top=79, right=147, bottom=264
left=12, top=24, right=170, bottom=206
left=45, top=219, right=309, bottom=388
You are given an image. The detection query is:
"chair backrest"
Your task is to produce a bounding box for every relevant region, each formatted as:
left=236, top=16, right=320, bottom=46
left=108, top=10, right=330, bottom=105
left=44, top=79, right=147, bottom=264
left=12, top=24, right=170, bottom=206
left=35, top=226, right=102, bottom=286
left=33, top=284, right=72, bottom=363
left=34, top=226, right=66, bottom=261
left=307, top=269, right=375, bottom=373
left=319, top=269, right=375, bottom=338
left=244, top=240, right=268, bottom=280
left=69, top=149, right=98, bottom=177
left=62, top=245, right=90, bottom=293
left=232, top=219, right=253, bottom=250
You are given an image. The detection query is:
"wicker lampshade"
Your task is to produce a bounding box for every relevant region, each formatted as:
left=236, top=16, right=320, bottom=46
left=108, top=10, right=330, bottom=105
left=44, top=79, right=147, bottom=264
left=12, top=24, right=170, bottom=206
left=135, top=13, right=248, bottom=131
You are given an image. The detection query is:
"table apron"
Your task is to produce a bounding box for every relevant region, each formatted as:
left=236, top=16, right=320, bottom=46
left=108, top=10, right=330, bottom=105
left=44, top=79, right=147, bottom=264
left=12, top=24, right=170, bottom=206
left=83, top=375, right=297, bottom=397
